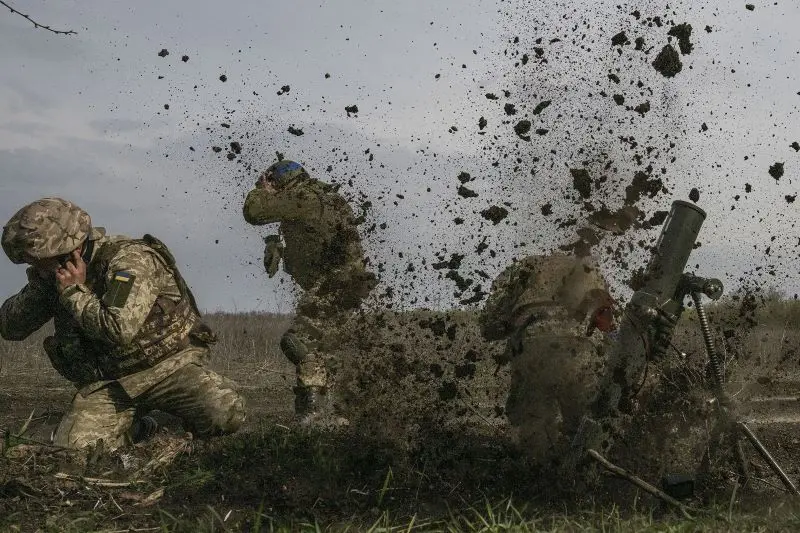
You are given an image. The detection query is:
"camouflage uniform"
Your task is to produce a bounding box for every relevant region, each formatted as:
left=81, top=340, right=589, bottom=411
left=0, top=198, right=246, bottom=450
left=243, top=160, right=377, bottom=417
left=480, top=254, right=614, bottom=462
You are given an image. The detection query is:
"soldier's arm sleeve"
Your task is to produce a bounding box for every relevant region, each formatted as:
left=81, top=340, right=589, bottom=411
left=58, top=245, right=164, bottom=345
left=0, top=268, right=56, bottom=341
left=242, top=187, right=323, bottom=225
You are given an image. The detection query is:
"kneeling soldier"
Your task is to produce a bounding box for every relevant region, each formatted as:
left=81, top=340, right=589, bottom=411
left=480, top=254, right=616, bottom=463
left=0, top=198, right=246, bottom=450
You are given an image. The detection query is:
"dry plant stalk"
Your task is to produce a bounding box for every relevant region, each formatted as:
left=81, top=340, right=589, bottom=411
left=588, top=448, right=696, bottom=520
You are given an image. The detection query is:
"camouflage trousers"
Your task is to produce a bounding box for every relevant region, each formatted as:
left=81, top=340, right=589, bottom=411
left=282, top=272, right=375, bottom=390
left=53, top=361, right=246, bottom=450
left=282, top=299, right=347, bottom=389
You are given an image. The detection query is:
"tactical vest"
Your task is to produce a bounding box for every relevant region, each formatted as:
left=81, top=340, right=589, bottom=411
left=47, top=234, right=216, bottom=384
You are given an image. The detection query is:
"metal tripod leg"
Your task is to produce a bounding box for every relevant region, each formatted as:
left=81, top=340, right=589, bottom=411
left=737, top=421, right=800, bottom=496
left=692, top=291, right=799, bottom=496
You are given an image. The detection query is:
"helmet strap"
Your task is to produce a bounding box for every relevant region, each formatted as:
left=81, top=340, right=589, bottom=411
left=81, top=232, right=95, bottom=265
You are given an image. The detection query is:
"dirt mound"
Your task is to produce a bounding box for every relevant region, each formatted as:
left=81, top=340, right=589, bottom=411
left=0, top=423, right=547, bottom=531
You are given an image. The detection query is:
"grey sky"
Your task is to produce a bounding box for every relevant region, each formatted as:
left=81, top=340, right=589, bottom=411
left=1, top=0, right=799, bottom=312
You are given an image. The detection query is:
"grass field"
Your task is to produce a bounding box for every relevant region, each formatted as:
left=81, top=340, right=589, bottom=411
left=1, top=302, right=800, bottom=532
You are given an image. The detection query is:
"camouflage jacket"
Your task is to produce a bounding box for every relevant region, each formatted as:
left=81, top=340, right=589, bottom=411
left=0, top=229, right=211, bottom=394
left=243, top=176, right=375, bottom=293
left=480, top=254, right=614, bottom=345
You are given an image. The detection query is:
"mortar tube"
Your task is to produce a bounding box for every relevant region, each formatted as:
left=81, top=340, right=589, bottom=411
left=592, top=200, right=705, bottom=418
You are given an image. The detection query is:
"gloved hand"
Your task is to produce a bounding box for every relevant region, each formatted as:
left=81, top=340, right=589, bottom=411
left=650, top=308, right=681, bottom=358
left=263, top=235, right=284, bottom=278
left=589, top=305, right=616, bottom=334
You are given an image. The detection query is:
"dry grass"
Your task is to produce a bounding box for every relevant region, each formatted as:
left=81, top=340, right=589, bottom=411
left=202, top=312, right=293, bottom=389
left=676, top=296, right=800, bottom=398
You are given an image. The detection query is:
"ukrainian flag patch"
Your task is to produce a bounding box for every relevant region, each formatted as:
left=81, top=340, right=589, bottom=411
left=103, top=271, right=136, bottom=308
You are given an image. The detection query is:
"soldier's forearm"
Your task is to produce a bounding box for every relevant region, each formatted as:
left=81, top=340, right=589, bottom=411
left=243, top=189, right=281, bottom=225
left=59, top=285, right=130, bottom=345
left=0, top=299, right=26, bottom=340
left=243, top=187, right=323, bottom=224
left=0, top=286, right=55, bottom=341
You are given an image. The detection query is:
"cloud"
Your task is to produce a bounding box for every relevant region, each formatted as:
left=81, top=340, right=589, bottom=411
left=0, top=120, right=52, bottom=136
left=89, top=118, right=147, bottom=135
left=0, top=80, right=57, bottom=114
left=0, top=146, right=99, bottom=191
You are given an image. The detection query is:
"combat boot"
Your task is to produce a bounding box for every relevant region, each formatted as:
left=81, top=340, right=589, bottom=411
left=131, top=415, right=159, bottom=443
left=294, top=386, right=350, bottom=428
left=294, top=385, right=328, bottom=424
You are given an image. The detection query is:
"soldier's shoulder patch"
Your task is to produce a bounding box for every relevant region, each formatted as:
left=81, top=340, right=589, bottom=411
left=103, top=271, right=136, bottom=308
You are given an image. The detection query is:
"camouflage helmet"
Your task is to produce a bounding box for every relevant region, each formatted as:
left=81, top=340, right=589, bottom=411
left=2, top=198, right=92, bottom=264
left=258, top=159, right=309, bottom=187
left=495, top=254, right=610, bottom=317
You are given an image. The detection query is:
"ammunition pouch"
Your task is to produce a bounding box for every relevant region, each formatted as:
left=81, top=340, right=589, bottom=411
left=43, top=335, right=102, bottom=386
left=139, top=234, right=217, bottom=348
left=95, top=297, right=201, bottom=379
left=189, top=320, right=217, bottom=346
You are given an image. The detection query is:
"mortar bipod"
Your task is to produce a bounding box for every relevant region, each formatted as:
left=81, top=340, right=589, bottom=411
left=687, top=278, right=800, bottom=496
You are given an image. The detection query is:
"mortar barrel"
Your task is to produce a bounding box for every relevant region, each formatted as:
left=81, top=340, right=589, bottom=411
left=643, top=200, right=706, bottom=303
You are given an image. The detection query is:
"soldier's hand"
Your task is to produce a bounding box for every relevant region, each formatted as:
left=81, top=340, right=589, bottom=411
left=55, top=250, right=87, bottom=292
left=650, top=309, right=679, bottom=358
left=263, top=235, right=284, bottom=278
left=255, top=174, right=276, bottom=192
left=590, top=305, right=615, bottom=333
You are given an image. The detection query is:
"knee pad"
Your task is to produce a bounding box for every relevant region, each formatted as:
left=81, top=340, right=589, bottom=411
left=211, top=392, right=246, bottom=434
left=280, top=332, right=309, bottom=365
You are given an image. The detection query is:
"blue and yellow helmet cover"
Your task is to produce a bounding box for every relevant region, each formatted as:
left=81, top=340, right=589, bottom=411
left=261, top=159, right=309, bottom=187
